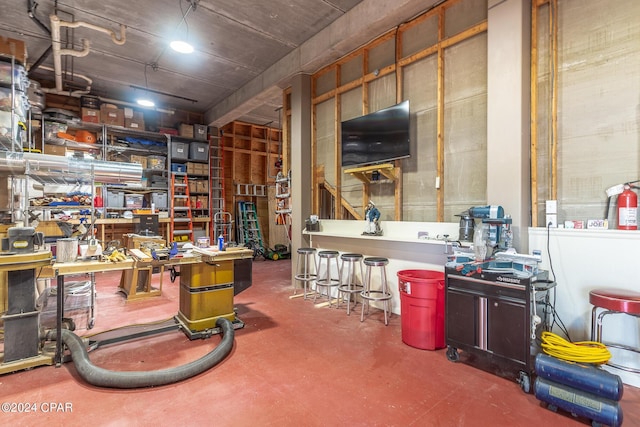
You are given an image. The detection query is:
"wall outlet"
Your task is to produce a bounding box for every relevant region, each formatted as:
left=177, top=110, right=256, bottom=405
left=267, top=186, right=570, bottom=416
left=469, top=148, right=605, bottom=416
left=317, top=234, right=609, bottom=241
left=546, top=214, right=557, bottom=228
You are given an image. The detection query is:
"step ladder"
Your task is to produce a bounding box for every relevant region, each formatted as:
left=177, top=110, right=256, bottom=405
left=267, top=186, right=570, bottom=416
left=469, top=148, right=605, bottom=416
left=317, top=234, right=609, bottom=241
left=210, top=135, right=225, bottom=241
left=170, top=173, right=194, bottom=245
left=237, top=200, right=263, bottom=254
left=214, top=211, right=233, bottom=244
left=275, top=170, right=292, bottom=243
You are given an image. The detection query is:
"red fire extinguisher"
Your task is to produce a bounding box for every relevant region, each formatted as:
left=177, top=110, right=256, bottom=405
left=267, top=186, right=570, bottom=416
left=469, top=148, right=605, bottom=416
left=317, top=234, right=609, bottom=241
left=618, top=184, right=638, bottom=230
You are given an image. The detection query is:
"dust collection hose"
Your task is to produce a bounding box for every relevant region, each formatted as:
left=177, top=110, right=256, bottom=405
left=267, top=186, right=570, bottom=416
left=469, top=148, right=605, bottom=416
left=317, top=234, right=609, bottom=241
left=52, top=318, right=234, bottom=389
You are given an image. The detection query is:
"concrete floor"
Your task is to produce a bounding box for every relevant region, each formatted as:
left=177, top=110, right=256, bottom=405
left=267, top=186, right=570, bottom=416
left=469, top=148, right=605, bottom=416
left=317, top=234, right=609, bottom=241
left=2, top=259, right=639, bottom=426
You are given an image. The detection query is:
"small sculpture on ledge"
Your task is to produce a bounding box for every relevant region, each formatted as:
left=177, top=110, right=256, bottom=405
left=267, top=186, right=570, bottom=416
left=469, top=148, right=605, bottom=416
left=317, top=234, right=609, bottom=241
left=363, top=200, right=383, bottom=236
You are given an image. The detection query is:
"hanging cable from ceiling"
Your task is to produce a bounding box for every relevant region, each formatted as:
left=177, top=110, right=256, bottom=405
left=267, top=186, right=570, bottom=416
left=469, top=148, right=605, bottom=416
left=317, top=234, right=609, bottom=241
left=150, top=0, right=200, bottom=69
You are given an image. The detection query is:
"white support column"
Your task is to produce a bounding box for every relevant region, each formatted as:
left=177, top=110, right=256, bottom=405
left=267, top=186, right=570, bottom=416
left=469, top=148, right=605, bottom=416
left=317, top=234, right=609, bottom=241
left=487, top=0, right=532, bottom=251
left=290, top=74, right=313, bottom=282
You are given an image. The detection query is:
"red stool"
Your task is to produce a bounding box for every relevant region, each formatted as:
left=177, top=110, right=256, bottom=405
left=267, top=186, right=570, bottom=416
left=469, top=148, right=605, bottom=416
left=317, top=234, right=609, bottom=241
left=590, top=288, right=640, bottom=373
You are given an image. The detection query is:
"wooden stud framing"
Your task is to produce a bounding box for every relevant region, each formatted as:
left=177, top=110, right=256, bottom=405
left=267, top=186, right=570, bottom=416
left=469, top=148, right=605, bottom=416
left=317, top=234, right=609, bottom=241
left=335, top=64, right=342, bottom=219
left=530, top=2, right=540, bottom=227
left=530, top=0, right=558, bottom=227
left=550, top=0, right=558, bottom=201
left=436, top=7, right=446, bottom=222
left=309, top=0, right=488, bottom=223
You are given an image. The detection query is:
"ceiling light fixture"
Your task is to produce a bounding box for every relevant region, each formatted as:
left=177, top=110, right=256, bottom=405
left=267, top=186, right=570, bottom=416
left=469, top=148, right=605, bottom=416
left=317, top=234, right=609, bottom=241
left=169, top=40, right=194, bottom=54
left=137, top=99, right=155, bottom=108
left=170, top=0, right=199, bottom=54
left=130, top=84, right=198, bottom=104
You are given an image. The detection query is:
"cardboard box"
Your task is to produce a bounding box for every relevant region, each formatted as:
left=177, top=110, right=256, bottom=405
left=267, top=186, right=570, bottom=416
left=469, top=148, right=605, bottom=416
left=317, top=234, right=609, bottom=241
left=100, top=105, right=125, bottom=127
left=189, top=163, right=200, bottom=175
left=125, top=111, right=145, bottom=130
left=130, top=155, right=148, bottom=169
left=189, top=180, right=198, bottom=194
left=81, top=107, right=101, bottom=123
left=194, top=124, right=208, bottom=141
left=197, top=195, right=208, bottom=208
left=196, top=180, right=209, bottom=193
left=197, top=163, right=208, bottom=175
left=179, top=123, right=194, bottom=138
left=0, top=176, right=9, bottom=210
left=0, top=37, right=27, bottom=65
left=44, top=143, right=66, bottom=156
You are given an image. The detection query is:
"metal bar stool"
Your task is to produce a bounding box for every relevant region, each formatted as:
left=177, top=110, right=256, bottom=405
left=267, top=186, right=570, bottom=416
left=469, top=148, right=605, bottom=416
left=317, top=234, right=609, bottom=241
left=360, top=257, right=393, bottom=325
left=590, top=288, right=640, bottom=373
left=294, top=247, right=317, bottom=299
left=314, top=250, right=341, bottom=307
left=337, top=253, right=364, bottom=315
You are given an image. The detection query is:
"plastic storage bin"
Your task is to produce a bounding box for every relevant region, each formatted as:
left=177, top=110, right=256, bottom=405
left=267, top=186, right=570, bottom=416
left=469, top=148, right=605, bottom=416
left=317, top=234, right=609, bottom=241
left=151, top=192, right=168, bottom=209
left=398, top=270, right=445, bottom=350
left=194, top=124, right=208, bottom=141
left=105, top=189, right=124, bottom=208
left=171, top=163, right=186, bottom=173
left=189, top=142, right=209, bottom=161
left=125, top=194, right=144, bottom=209
left=171, top=141, right=189, bottom=160
left=147, top=155, right=166, bottom=170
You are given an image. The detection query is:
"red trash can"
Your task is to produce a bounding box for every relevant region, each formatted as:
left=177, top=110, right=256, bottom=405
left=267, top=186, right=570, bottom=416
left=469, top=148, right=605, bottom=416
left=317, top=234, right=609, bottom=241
left=398, top=270, right=445, bottom=350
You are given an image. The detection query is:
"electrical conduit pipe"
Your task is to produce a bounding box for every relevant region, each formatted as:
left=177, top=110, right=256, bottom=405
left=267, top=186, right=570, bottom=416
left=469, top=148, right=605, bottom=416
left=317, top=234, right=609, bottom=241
left=50, top=318, right=234, bottom=389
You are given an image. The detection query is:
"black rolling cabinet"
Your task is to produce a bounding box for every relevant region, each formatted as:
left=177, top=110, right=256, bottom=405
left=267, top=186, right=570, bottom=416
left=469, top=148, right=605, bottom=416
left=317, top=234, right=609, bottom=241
left=444, top=266, right=555, bottom=392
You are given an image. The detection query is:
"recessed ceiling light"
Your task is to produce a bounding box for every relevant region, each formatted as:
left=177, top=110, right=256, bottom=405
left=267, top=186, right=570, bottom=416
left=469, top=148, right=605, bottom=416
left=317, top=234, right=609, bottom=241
left=170, top=40, right=194, bottom=54
left=137, top=99, right=155, bottom=107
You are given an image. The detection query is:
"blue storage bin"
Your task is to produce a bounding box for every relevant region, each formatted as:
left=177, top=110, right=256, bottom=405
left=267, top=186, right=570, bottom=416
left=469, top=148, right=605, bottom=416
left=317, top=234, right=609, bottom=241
left=171, top=163, right=186, bottom=173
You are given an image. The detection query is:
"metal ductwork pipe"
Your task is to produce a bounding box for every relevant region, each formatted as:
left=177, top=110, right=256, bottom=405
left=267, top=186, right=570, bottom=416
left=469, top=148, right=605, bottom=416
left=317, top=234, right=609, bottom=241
left=0, top=152, right=142, bottom=184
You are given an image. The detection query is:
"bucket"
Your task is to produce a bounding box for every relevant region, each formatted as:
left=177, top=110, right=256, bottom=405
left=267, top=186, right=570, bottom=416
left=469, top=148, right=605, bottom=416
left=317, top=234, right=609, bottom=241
left=398, top=269, right=446, bottom=350
left=56, top=238, right=78, bottom=263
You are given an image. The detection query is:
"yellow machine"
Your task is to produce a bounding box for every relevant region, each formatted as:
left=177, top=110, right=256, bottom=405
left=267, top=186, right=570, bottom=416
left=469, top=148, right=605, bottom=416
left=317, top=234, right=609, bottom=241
left=175, top=248, right=252, bottom=339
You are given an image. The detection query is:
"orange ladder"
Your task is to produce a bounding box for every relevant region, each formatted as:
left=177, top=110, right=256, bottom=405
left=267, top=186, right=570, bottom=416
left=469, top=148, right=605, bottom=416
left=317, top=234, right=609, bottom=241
left=170, top=173, right=194, bottom=245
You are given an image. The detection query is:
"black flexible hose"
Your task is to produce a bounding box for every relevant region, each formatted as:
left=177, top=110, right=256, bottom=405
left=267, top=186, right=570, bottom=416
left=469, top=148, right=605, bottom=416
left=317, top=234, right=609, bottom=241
left=54, top=318, right=234, bottom=389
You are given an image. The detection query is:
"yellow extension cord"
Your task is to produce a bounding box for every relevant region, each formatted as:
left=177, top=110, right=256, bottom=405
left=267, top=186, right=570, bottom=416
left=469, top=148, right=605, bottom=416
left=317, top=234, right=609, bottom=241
left=541, top=331, right=612, bottom=364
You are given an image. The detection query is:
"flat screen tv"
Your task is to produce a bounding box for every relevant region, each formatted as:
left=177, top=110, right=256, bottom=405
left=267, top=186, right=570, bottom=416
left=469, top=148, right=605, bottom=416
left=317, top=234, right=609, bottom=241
left=341, top=100, right=410, bottom=167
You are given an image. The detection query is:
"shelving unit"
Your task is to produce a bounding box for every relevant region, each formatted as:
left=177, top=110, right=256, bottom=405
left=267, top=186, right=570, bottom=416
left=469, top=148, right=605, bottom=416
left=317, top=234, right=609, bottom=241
left=0, top=53, right=28, bottom=153
left=24, top=116, right=223, bottom=244
left=168, top=135, right=211, bottom=241
left=103, top=126, right=169, bottom=218
left=220, top=121, right=281, bottom=245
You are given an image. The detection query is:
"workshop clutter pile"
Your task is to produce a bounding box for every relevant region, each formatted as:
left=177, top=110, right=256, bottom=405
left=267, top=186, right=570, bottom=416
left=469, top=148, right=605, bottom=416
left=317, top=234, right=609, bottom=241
left=30, top=191, right=93, bottom=207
